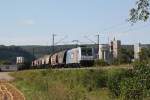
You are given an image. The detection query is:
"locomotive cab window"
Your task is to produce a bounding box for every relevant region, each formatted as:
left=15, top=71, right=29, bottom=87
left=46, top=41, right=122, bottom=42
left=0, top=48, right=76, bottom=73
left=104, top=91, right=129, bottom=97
left=81, top=49, right=86, bottom=56
left=87, top=49, right=92, bottom=56
left=81, top=48, right=92, bottom=56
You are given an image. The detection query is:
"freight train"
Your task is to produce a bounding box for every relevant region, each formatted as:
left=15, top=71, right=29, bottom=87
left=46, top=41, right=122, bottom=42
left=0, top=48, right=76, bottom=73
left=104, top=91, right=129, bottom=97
left=32, top=47, right=95, bottom=68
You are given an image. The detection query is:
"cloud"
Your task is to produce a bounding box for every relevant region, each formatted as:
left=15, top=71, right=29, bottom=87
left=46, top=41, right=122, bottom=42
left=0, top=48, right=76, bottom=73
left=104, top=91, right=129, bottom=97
left=18, top=19, right=35, bottom=26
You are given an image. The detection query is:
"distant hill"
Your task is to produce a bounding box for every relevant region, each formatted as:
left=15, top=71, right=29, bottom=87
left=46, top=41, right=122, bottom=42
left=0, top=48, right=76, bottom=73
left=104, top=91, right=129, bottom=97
left=0, top=45, right=34, bottom=64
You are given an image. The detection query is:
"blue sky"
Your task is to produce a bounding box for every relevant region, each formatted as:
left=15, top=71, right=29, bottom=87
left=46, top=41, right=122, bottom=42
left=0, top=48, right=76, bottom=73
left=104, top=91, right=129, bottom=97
left=0, top=0, right=150, bottom=45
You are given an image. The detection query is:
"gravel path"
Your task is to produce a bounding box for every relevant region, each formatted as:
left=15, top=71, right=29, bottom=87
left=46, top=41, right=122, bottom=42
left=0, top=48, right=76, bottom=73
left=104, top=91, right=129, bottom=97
left=0, top=81, right=25, bottom=100
left=0, top=72, right=14, bottom=81
left=0, top=72, right=25, bottom=100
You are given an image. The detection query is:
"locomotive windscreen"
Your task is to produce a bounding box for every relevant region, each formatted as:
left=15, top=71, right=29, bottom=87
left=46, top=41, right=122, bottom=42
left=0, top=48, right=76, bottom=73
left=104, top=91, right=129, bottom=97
left=81, top=48, right=93, bottom=56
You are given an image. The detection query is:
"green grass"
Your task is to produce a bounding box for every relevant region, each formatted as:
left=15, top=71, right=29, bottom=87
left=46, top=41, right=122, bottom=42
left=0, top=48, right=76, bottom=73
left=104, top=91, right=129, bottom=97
left=10, top=69, right=126, bottom=100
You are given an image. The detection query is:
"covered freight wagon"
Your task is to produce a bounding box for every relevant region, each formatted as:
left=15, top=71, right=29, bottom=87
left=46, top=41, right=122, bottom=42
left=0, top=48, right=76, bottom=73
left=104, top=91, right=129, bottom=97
left=43, top=55, right=51, bottom=65
left=51, top=53, right=58, bottom=67
left=32, top=55, right=51, bottom=68
left=57, top=50, right=67, bottom=67
left=51, top=50, right=67, bottom=67
left=42, top=55, right=51, bottom=68
left=32, top=57, right=43, bottom=68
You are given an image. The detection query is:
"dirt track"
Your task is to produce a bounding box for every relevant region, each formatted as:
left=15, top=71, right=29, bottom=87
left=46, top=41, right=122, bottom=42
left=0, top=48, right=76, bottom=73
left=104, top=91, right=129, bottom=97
left=0, top=72, right=25, bottom=100
left=0, top=72, right=14, bottom=81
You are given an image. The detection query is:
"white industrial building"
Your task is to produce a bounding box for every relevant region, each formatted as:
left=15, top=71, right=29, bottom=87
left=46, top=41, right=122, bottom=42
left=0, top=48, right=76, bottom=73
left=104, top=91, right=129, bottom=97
left=16, top=57, right=24, bottom=64
left=110, top=38, right=121, bottom=58
left=134, top=43, right=143, bottom=60
left=98, top=44, right=111, bottom=63
left=98, top=38, right=121, bottom=63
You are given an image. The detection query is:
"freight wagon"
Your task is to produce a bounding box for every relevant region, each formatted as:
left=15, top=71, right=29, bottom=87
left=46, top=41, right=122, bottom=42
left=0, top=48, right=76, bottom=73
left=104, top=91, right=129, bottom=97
left=42, top=55, right=51, bottom=68
left=57, top=50, right=67, bottom=67
left=50, top=50, right=67, bottom=67
left=32, top=55, right=51, bottom=69
left=32, top=47, right=95, bottom=68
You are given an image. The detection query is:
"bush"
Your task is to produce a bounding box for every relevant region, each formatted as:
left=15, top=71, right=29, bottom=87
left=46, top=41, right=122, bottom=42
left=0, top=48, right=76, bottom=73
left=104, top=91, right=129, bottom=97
left=107, top=69, right=129, bottom=96
left=12, top=68, right=130, bottom=100
left=0, top=60, right=12, bottom=65
left=81, top=70, right=107, bottom=91
left=120, top=77, right=144, bottom=100
left=119, top=61, right=150, bottom=100
left=111, top=58, right=120, bottom=65
left=95, top=59, right=108, bottom=67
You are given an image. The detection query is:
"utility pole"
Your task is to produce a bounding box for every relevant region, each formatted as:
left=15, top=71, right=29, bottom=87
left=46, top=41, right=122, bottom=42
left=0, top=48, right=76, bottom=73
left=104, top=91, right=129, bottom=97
left=96, top=34, right=100, bottom=45
left=52, top=34, right=56, bottom=52
left=32, top=48, right=35, bottom=59
left=96, top=33, right=100, bottom=59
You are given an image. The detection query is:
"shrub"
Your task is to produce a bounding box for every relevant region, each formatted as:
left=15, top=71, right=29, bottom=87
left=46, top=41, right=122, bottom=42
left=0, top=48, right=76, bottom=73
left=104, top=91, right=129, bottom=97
left=95, top=59, right=108, bottom=67
left=119, top=61, right=150, bottom=99
left=120, top=77, right=144, bottom=100
left=0, top=60, right=12, bottom=65
left=11, top=68, right=136, bottom=99
left=111, top=58, right=120, bottom=65
left=107, top=69, right=129, bottom=96
left=81, top=70, right=107, bottom=91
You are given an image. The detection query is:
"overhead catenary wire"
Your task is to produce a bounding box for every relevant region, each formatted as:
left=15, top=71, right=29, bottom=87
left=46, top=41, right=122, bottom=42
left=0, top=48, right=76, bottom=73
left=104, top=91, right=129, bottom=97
left=101, top=21, right=128, bottom=33
left=117, top=23, right=149, bottom=36
left=121, top=23, right=150, bottom=34
left=84, top=21, right=129, bottom=38
left=83, top=35, right=97, bottom=44
left=81, top=22, right=129, bottom=45
left=54, top=35, right=68, bottom=45
left=108, top=23, right=150, bottom=40
left=50, top=21, right=149, bottom=46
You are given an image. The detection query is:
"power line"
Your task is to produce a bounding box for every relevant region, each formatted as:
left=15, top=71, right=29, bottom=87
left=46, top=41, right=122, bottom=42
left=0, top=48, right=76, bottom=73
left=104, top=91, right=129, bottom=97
left=54, top=35, right=68, bottom=45
left=83, top=22, right=128, bottom=39
left=122, top=23, right=150, bottom=34
left=83, top=35, right=97, bottom=44
left=101, top=21, right=128, bottom=33
left=110, top=23, right=150, bottom=39
left=50, top=23, right=149, bottom=47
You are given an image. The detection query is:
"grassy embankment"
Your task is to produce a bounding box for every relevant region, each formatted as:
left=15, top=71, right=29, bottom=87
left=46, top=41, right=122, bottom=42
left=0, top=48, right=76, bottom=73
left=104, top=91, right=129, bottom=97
left=10, top=68, right=130, bottom=100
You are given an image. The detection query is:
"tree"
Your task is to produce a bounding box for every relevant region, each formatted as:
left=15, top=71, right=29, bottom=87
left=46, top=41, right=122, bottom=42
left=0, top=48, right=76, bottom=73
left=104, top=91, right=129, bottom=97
left=139, top=48, right=150, bottom=62
left=129, top=0, right=150, bottom=23
left=111, top=48, right=134, bottom=65
left=0, top=60, right=12, bottom=65
left=118, top=48, right=134, bottom=64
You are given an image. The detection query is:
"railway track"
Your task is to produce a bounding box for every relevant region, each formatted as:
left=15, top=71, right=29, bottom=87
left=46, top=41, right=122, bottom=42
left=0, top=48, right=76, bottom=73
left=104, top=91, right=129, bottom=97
left=0, top=80, right=25, bottom=100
